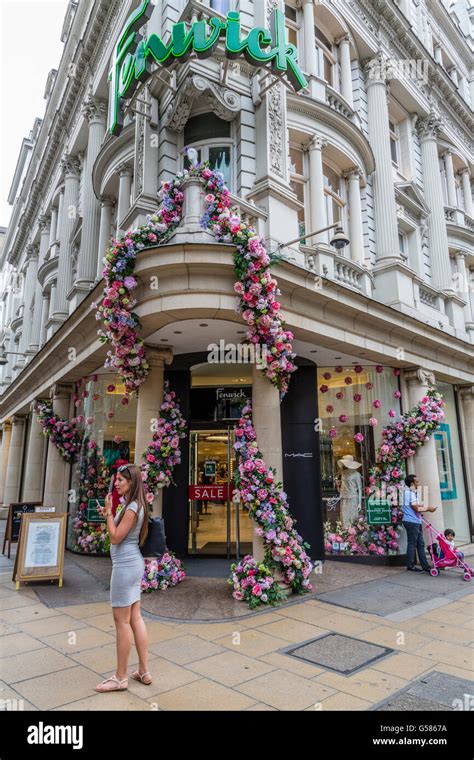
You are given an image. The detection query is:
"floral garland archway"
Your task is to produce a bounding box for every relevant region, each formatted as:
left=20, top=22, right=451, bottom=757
left=95, top=164, right=297, bottom=398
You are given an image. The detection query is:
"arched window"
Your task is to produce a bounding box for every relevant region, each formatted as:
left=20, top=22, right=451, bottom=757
left=183, top=113, right=233, bottom=189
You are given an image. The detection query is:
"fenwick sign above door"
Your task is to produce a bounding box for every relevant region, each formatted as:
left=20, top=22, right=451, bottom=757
left=108, top=0, right=308, bottom=136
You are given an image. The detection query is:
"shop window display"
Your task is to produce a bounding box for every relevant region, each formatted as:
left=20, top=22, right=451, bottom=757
left=435, top=382, right=470, bottom=543
left=67, top=375, right=138, bottom=554
left=318, top=365, right=402, bottom=529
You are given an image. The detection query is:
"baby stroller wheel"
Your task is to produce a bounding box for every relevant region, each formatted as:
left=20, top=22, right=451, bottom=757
left=430, top=568, right=439, bottom=577
left=463, top=572, right=471, bottom=582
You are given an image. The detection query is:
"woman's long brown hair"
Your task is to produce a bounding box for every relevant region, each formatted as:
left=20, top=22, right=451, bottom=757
left=115, top=463, right=149, bottom=546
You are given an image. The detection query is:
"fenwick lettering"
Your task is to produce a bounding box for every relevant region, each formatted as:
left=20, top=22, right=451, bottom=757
left=108, top=0, right=308, bottom=136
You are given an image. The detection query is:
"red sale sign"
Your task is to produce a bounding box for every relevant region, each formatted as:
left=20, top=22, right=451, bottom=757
left=188, top=485, right=229, bottom=501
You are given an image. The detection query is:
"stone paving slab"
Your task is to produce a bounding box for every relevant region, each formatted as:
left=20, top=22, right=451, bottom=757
left=286, top=633, right=394, bottom=675
left=374, top=671, right=474, bottom=711
left=315, top=577, right=472, bottom=616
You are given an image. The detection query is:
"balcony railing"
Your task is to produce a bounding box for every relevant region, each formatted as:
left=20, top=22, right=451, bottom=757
left=444, top=205, right=474, bottom=230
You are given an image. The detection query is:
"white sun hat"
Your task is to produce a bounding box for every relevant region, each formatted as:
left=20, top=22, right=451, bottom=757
left=338, top=454, right=362, bottom=469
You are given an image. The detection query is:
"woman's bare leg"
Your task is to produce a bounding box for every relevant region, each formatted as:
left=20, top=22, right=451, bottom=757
left=113, top=605, right=133, bottom=680
left=130, top=600, right=150, bottom=680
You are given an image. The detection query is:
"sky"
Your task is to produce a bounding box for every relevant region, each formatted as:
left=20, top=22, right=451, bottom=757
left=0, top=0, right=68, bottom=228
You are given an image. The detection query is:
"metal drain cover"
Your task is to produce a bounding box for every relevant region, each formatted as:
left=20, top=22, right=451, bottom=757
left=286, top=633, right=394, bottom=675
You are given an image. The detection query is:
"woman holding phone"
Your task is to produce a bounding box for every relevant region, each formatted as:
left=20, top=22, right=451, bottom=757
left=94, top=463, right=152, bottom=692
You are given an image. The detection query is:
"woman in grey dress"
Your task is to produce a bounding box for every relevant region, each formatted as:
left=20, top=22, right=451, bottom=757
left=95, top=463, right=152, bottom=692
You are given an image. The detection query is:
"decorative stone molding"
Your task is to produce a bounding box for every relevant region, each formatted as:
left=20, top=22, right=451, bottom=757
left=308, top=135, right=327, bottom=152
left=60, top=154, right=81, bottom=179
left=81, top=94, right=107, bottom=124
left=38, top=215, right=51, bottom=234
left=404, top=368, right=436, bottom=387
left=416, top=113, right=444, bottom=141
left=161, top=74, right=241, bottom=131
left=116, top=162, right=133, bottom=177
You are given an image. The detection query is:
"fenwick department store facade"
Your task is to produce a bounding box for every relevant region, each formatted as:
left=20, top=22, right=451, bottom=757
left=0, top=0, right=473, bottom=563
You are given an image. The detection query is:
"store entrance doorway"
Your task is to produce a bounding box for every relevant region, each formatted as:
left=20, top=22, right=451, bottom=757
left=188, top=427, right=253, bottom=558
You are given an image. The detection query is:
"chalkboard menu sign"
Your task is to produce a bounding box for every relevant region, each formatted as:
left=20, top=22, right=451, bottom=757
left=87, top=499, right=105, bottom=523
left=367, top=499, right=392, bottom=525
left=2, top=503, right=42, bottom=558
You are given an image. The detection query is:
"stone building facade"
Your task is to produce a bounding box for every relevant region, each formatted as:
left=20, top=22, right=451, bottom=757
left=0, top=0, right=473, bottom=559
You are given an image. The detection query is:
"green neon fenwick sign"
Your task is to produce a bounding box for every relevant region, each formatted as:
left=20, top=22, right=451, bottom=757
left=108, top=0, right=308, bottom=136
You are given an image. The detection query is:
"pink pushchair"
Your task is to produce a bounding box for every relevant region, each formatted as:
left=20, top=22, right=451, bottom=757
left=422, top=518, right=472, bottom=582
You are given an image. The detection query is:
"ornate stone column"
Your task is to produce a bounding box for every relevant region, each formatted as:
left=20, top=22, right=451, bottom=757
left=0, top=421, right=12, bottom=505
left=301, top=0, right=318, bottom=79
left=134, top=347, right=173, bottom=517
left=30, top=216, right=50, bottom=352
left=308, top=135, right=327, bottom=244
left=116, top=163, right=133, bottom=237
left=73, top=96, right=107, bottom=299
left=460, top=168, right=473, bottom=218
left=22, top=403, right=47, bottom=502
left=404, top=369, right=445, bottom=535
left=364, top=55, right=399, bottom=263
left=454, top=250, right=474, bottom=331
left=251, top=364, right=283, bottom=563
left=53, top=155, right=81, bottom=319
left=442, top=149, right=457, bottom=208
left=42, top=383, right=74, bottom=511
left=416, top=115, right=454, bottom=294
left=3, top=416, right=26, bottom=506
left=337, top=34, right=353, bottom=107
left=20, top=244, right=39, bottom=358
left=96, top=196, right=115, bottom=280
left=345, top=167, right=365, bottom=264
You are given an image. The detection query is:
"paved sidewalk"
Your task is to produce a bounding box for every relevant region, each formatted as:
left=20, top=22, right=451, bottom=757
left=0, top=543, right=472, bottom=711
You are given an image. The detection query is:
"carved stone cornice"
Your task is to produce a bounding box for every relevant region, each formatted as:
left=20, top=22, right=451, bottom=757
left=161, top=74, right=241, bottom=131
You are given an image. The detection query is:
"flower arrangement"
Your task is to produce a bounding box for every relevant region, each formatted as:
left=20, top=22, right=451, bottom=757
left=96, top=163, right=296, bottom=397
left=228, top=556, right=287, bottom=609
left=141, top=553, right=186, bottom=593
left=325, top=387, right=445, bottom=557
left=230, top=402, right=313, bottom=607
left=368, top=387, right=445, bottom=492
left=324, top=519, right=401, bottom=557
left=71, top=436, right=111, bottom=555
left=141, top=382, right=187, bottom=499
left=35, top=399, right=83, bottom=463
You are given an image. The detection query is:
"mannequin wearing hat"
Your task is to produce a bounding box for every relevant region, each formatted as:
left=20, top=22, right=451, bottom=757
left=337, top=455, right=363, bottom=525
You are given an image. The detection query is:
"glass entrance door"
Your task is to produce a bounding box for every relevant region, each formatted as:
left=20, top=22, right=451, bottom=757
left=188, top=428, right=253, bottom=558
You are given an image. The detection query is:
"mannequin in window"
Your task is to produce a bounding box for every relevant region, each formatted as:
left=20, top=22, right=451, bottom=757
left=336, top=455, right=363, bottom=525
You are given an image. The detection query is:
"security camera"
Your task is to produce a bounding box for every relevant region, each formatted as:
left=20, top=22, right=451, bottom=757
left=330, top=226, right=350, bottom=250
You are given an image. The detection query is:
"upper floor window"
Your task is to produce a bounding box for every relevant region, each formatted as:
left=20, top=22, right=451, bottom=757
left=183, top=113, right=233, bottom=190
left=285, top=4, right=300, bottom=48
left=389, top=120, right=400, bottom=167
left=315, top=26, right=340, bottom=89
left=210, top=0, right=230, bottom=13
left=289, top=144, right=308, bottom=238
left=324, top=164, right=346, bottom=230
